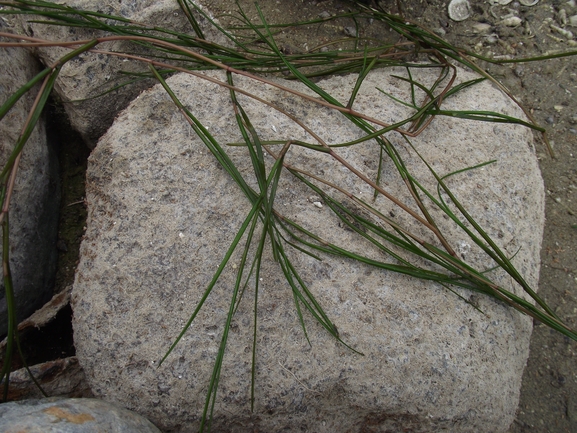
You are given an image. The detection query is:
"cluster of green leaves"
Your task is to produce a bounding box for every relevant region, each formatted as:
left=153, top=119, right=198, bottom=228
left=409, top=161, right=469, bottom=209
left=0, top=0, right=576, bottom=430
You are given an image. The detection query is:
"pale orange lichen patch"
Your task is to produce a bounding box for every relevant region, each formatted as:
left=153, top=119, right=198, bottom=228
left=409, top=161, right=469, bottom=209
left=43, top=406, right=95, bottom=424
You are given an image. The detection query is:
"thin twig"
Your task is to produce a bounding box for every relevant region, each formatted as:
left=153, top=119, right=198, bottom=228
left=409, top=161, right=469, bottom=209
left=0, top=32, right=431, bottom=137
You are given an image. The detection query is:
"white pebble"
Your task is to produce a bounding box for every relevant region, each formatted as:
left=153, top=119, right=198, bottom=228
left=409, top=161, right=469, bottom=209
left=499, top=16, right=523, bottom=27
left=448, top=0, right=471, bottom=22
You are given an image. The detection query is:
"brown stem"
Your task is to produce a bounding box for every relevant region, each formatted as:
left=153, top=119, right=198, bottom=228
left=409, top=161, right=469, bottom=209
left=0, top=31, right=425, bottom=137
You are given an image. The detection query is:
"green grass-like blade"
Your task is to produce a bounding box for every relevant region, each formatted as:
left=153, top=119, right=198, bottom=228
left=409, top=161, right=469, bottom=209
left=0, top=68, right=52, bottom=123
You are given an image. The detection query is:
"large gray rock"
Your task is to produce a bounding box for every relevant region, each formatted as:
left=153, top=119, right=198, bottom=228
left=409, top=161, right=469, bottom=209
left=72, top=67, right=544, bottom=432
left=0, top=397, right=161, bottom=432
left=0, top=45, right=59, bottom=337
left=16, top=0, right=228, bottom=147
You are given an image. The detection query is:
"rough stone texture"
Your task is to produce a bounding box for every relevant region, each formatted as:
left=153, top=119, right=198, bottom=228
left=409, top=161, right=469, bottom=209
left=0, top=44, right=60, bottom=337
left=15, top=0, right=228, bottom=147
left=72, top=67, right=544, bottom=432
left=0, top=397, right=161, bottom=432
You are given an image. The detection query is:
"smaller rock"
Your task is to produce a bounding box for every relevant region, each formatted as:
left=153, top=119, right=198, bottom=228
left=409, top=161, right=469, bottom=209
left=448, top=0, right=471, bottom=21
left=472, top=22, right=493, bottom=34
left=486, top=33, right=500, bottom=44
left=0, top=398, right=161, bottom=433
left=499, top=16, right=523, bottom=27
left=513, top=65, right=525, bottom=77
left=519, top=0, right=539, bottom=5
left=433, top=27, right=447, bottom=36
left=570, top=15, right=577, bottom=27
left=344, top=26, right=357, bottom=37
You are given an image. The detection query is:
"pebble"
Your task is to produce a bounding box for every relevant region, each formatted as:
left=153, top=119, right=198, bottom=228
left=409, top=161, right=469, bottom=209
left=513, top=65, right=525, bottom=77
left=472, top=22, right=493, bottom=34
left=499, top=16, right=523, bottom=27
left=486, top=33, right=500, bottom=44
left=344, top=26, right=357, bottom=37
left=569, top=15, right=577, bottom=27
left=546, top=116, right=555, bottom=124
left=448, top=0, right=471, bottom=22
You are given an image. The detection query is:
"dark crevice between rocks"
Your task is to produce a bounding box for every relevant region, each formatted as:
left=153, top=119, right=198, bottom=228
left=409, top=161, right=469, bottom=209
left=22, top=96, right=89, bottom=360
left=47, top=98, right=90, bottom=296
left=5, top=303, right=75, bottom=372
left=1, top=97, right=89, bottom=392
